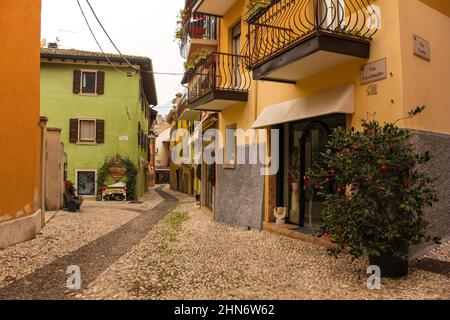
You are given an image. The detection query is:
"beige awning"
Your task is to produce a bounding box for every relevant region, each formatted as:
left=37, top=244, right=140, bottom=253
left=251, top=84, right=355, bottom=129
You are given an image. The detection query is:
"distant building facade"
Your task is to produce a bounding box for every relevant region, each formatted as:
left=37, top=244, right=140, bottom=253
left=40, top=48, right=158, bottom=199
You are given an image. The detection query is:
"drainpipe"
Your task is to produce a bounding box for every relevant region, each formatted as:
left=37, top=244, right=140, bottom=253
left=38, top=116, right=48, bottom=228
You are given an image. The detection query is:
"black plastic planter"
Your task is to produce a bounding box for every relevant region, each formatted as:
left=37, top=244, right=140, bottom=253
left=67, top=201, right=77, bottom=213
left=369, top=243, right=409, bottom=278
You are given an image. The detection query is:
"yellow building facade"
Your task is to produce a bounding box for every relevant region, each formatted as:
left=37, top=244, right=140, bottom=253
left=182, top=0, right=449, bottom=250
left=168, top=93, right=202, bottom=198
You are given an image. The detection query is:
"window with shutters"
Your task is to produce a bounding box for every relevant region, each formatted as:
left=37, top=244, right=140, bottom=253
left=74, top=70, right=105, bottom=95
left=79, top=119, right=96, bottom=143
left=70, top=118, right=105, bottom=144
left=82, top=71, right=97, bottom=94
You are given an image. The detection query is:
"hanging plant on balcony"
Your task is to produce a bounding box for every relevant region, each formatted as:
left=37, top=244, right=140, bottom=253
left=193, top=49, right=209, bottom=64
left=307, top=106, right=440, bottom=278
left=174, top=9, right=188, bottom=45
left=184, top=61, right=195, bottom=74
left=184, top=49, right=209, bottom=76
left=246, top=0, right=278, bottom=23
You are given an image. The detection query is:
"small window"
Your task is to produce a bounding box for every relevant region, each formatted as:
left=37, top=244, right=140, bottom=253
left=79, top=119, right=96, bottom=143
left=82, top=71, right=97, bottom=94
left=224, top=124, right=237, bottom=169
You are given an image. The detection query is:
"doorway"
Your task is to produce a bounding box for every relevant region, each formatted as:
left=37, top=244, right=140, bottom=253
left=279, top=115, right=346, bottom=228
left=299, top=121, right=330, bottom=228
left=76, top=170, right=96, bottom=196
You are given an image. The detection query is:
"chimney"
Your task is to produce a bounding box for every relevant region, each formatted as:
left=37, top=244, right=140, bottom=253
left=48, top=42, right=58, bottom=49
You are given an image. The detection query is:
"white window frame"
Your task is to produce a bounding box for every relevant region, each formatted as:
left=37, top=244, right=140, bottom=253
left=78, top=118, right=97, bottom=145
left=79, top=69, right=98, bottom=96
left=75, top=169, right=97, bottom=197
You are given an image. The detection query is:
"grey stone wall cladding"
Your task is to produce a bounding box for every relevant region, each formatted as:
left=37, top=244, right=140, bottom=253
left=215, top=144, right=265, bottom=231
left=410, top=130, right=450, bottom=257
left=213, top=132, right=450, bottom=256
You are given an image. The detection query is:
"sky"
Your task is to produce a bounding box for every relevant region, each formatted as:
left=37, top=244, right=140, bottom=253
left=41, top=0, right=186, bottom=115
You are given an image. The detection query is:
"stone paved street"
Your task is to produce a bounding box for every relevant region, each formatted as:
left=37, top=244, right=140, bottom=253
left=0, top=186, right=449, bottom=300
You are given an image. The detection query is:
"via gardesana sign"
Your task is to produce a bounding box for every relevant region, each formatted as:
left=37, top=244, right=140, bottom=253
left=360, top=58, right=387, bottom=85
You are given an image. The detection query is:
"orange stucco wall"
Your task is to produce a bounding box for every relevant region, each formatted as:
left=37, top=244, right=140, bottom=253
left=0, top=0, right=42, bottom=221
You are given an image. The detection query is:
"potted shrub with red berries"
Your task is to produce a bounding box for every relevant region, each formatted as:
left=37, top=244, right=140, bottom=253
left=307, top=106, right=440, bottom=278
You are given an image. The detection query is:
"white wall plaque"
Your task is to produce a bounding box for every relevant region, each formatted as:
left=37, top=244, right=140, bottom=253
left=361, top=58, right=387, bottom=85
left=119, top=136, right=129, bottom=142
left=414, top=34, right=430, bottom=61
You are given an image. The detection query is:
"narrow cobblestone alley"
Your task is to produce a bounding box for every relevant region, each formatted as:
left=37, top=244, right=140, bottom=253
left=0, top=186, right=449, bottom=300
left=0, top=186, right=177, bottom=299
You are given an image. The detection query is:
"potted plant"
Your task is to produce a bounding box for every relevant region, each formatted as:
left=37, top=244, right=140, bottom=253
left=189, top=24, right=205, bottom=38
left=246, top=0, right=278, bottom=23
left=174, top=9, right=188, bottom=45
left=189, top=14, right=206, bottom=38
left=64, top=180, right=83, bottom=212
left=307, top=106, right=440, bottom=278
left=193, top=49, right=209, bottom=64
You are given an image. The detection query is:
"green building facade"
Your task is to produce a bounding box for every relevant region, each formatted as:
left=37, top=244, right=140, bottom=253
left=40, top=48, right=158, bottom=199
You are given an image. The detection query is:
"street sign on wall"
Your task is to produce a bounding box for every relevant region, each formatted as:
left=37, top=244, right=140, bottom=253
left=360, top=58, right=387, bottom=85
left=414, top=34, right=431, bottom=61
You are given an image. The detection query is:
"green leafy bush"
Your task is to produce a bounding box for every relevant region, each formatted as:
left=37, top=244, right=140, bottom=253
left=308, top=107, right=440, bottom=260
left=97, top=155, right=138, bottom=201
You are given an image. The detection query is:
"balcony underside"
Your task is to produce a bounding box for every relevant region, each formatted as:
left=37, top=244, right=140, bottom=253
left=252, top=32, right=371, bottom=83
left=193, top=0, right=238, bottom=16
left=190, top=90, right=248, bottom=111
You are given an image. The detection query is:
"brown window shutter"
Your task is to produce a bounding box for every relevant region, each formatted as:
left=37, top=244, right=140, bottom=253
left=73, top=70, right=81, bottom=94
left=69, top=119, right=79, bottom=143
left=96, top=119, right=105, bottom=144
left=96, top=71, right=105, bottom=95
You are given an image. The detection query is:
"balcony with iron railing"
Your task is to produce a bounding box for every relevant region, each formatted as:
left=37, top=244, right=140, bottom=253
left=180, top=13, right=218, bottom=60
left=177, top=92, right=189, bottom=118
left=187, top=52, right=251, bottom=111
left=244, top=0, right=380, bottom=82
left=177, top=91, right=202, bottom=121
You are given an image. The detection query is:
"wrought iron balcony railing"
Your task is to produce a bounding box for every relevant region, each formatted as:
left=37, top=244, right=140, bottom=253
left=177, top=92, right=189, bottom=118
left=180, top=13, right=218, bottom=59
left=244, top=0, right=380, bottom=69
left=188, top=52, right=251, bottom=108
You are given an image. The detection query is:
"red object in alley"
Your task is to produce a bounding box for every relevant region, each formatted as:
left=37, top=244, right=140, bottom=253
left=304, top=176, right=310, bottom=186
